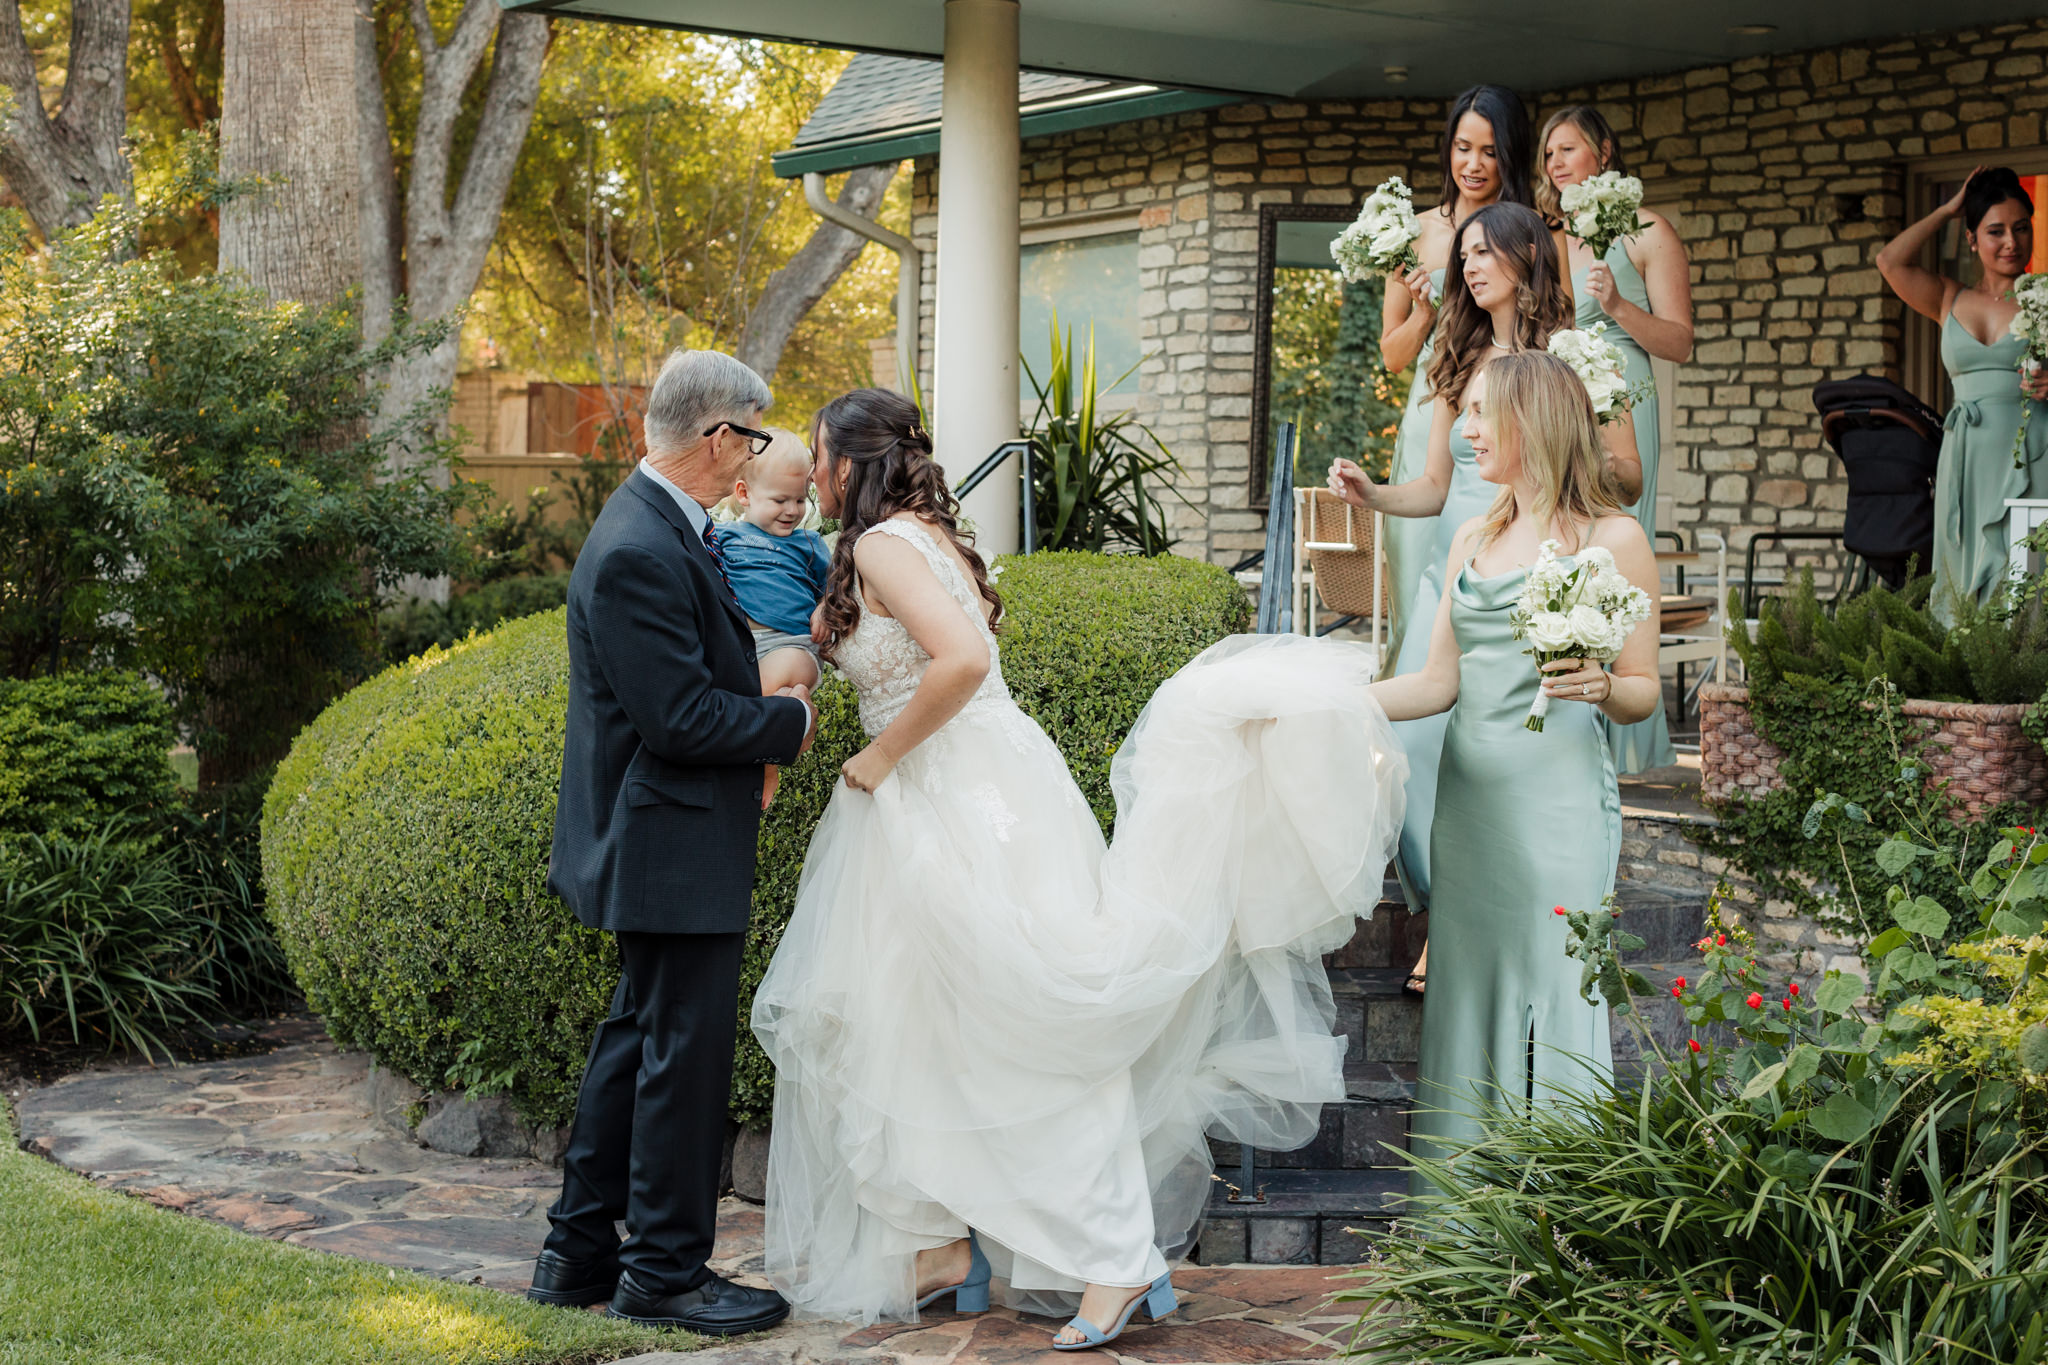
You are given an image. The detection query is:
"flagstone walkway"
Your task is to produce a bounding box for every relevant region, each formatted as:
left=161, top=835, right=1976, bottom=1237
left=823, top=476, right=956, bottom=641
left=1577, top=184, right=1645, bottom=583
left=11, top=1019, right=1365, bottom=1365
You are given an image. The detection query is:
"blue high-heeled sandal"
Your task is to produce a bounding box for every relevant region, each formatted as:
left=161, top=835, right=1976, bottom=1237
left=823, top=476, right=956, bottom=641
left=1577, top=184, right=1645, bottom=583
left=1051, top=1272, right=1176, bottom=1351
left=914, top=1232, right=992, bottom=1314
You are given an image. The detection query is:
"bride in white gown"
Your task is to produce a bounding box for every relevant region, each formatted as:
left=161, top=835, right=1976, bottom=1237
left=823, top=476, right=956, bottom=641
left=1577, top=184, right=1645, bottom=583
left=750, top=388, right=1406, bottom=1343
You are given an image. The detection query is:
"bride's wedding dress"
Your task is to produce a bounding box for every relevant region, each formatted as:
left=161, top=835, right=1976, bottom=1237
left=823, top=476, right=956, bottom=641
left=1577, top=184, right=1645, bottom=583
left=750, top=519, right=1405, bottom=1323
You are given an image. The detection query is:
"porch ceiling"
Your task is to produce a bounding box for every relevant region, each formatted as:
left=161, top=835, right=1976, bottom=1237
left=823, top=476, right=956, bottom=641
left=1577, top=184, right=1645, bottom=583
left=501, top=0, right=2048, bottom=99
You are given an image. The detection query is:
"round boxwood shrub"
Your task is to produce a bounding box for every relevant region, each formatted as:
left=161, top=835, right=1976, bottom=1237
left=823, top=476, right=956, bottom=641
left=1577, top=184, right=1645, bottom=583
left=262, top=551, right=1250, bottom=1128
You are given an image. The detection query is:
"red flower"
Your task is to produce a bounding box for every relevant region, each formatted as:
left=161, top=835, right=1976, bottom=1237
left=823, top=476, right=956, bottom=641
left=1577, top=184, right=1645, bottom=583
left=1781, top=998, right=1793, bottom=1011
left=1674, top=976, right=1687, bottom=989
left=1688, top=1039, right=1702, bottom=1054
left=1553, top=906, right=1568, bottom=916
left=1746, top=992, right=1763, bottom=1009
left=1716, top=934, right=1727, bottom=946
left=1788, top=982, right=1800, bottom=997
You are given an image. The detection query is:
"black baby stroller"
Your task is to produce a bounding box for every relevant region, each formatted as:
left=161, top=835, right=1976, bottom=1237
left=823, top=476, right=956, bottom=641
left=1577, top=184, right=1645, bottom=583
left=1811, top=375, right=1943, bottom=589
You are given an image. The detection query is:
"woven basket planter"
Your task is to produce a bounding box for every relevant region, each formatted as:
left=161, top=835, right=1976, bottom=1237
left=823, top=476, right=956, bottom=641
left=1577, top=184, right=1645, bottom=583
left=1700, top=683, right=2048, bottom=818
left=1900, top=698, right=2048, bottom=818
left=1699, top=683, right=1787, bottom=802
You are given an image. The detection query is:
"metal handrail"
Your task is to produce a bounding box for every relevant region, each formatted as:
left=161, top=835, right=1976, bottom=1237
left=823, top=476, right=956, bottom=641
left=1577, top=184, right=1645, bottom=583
left=952, top=439, right=1038, bottom=554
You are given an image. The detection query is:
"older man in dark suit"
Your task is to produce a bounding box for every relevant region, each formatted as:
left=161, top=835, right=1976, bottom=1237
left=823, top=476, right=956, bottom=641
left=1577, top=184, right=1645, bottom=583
left=528, top=350, right=814, bottom=1335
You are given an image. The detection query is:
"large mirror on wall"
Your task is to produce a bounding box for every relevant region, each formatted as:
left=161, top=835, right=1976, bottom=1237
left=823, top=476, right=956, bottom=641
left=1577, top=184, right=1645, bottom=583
left=1249, top=204, right=1412, bottom=505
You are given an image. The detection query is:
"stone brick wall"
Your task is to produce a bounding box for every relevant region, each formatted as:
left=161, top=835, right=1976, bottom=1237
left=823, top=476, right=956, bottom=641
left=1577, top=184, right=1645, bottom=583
left=904, top=15, right=2048, bottom=570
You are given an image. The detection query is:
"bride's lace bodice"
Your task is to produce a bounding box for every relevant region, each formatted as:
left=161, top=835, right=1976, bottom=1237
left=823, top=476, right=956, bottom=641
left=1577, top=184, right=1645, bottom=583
left=834, top=519, right=1013, bottom=737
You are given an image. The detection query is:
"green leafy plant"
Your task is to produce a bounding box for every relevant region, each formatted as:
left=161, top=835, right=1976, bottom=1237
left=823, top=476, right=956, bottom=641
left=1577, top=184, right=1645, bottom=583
left=0, top=200, right=474, bottom=787
left=0, top=671, right=177, bottom=841
left=378, top=572, right=573, bottom=664
left=1023, top=319, right=1190, bottom=555
left=263, top=551, right=1251, bottom=1129
left=1703, top=565, right=2048, bottom=933
left=1349, top=719, right=2048, bottom=1362
left=0, top=813, right=288, bottom=1059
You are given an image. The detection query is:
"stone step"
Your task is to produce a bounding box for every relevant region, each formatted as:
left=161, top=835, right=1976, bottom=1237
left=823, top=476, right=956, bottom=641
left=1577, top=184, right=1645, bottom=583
left=1192, top=1168, right=1405, bottom=1266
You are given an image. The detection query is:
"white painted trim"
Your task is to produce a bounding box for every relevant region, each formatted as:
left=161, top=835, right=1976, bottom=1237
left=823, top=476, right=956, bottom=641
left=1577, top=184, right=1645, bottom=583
left=1019, top=210, right=1145, bottom=247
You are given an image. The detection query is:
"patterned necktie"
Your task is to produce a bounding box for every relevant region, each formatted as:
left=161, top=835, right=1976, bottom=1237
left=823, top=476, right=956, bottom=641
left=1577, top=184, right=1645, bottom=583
left=699, top=525, right=735, bottom=597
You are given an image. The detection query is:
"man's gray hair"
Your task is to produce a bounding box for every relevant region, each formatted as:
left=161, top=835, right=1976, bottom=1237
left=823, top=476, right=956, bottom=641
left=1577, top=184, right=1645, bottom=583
left=642, top=350, right=773, bottom=455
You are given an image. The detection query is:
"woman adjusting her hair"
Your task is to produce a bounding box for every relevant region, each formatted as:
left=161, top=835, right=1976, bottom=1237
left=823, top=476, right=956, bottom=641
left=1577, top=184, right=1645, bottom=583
left=1877, top=165, right=2048, bottom=615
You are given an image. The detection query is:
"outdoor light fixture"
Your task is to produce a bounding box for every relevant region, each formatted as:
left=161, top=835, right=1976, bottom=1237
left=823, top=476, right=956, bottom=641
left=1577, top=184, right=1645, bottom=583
left=1727, top=23, right=1778, bottom=35
left=1383, top=65, right=1409, bottom=83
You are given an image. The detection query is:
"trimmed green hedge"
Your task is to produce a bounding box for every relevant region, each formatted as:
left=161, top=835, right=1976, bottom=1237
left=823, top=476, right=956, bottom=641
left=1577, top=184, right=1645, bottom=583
left=263, top=551, right=1250, bottom=1128
left=0, top=671, right=176, bottom=840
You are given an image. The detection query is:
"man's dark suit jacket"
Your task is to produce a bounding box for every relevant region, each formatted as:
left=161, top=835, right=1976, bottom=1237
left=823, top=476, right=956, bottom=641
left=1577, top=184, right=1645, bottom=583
left=549, top=469, right=810, bottom=935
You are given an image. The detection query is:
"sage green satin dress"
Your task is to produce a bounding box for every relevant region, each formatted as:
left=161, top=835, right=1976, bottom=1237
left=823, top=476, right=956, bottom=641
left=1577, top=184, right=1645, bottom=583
left=1932, top=311, right=2048, bottom=615
left=1380, top=269, right=1448, bottom=684
left=1386, top=371, right=1498, bottom=905
left=1408, top=556, right=1618, bottom=1192
left=1573, top=243, right=1675, bottom=774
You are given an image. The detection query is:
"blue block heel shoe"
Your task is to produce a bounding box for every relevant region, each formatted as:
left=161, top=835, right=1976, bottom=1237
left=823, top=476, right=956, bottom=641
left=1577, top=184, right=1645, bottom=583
left=1051, top=1272, right=1176, bottom=1351
left=915, top=1232, right=992, bottom=1314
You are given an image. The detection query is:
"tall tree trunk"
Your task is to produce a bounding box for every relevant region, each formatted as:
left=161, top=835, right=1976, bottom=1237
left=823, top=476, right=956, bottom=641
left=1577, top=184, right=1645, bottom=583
left=210, top=0, right=365, bottom=788
left=218, top=0, right=361, bottom=309
left=0, top=0, right=132, bottom=237
left=736, top=162, right=898, bottom=383
left=365, top=3, right=549, bottom=465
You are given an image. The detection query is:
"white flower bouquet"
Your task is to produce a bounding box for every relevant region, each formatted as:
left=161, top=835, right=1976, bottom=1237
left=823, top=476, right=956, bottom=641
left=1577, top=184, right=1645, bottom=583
left=1558, top=170, right=1650, bottom=260
left=2006, top=272, right=2048, bottom=469
left=1508, top=540, right=1653, bottom=732
left=1546, top=323, right=1649, bottom=424
left=1331, top=176, right=1423, bottom=282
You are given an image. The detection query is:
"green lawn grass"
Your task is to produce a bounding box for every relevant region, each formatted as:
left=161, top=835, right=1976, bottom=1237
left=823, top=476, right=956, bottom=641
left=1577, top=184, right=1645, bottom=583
left=0, top=1103, right=670, bottom=1365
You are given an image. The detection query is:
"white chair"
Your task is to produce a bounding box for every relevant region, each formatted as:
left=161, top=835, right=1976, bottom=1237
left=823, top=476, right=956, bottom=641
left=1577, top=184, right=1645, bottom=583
left=1293, top=489, right=1388, bottom=666
left=2008, top=498, right=2048, bottom=581
left=1657, top=530, right=1730, bottom=709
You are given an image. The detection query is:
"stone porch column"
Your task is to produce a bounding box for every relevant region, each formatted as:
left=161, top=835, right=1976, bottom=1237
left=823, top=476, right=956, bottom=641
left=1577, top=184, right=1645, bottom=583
left=934, top=0, right=1021, bottom=554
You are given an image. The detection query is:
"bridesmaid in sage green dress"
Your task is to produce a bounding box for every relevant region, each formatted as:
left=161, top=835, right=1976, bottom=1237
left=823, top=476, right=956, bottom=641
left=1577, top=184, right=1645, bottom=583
left=1877, top=166, right=2048, bottom=615
left=1374, top=87, right=1537, bottom=922
left=1359, top=352, right=1661, bottom=1191
left=1338, top=203, right=1636, bottom=925
left=1542, top=105, right=1694, bottom=774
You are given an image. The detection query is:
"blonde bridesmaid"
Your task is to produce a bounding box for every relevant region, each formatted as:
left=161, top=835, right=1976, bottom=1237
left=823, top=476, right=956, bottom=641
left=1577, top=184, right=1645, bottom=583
left=1540, top=104, right=1692, bottom=774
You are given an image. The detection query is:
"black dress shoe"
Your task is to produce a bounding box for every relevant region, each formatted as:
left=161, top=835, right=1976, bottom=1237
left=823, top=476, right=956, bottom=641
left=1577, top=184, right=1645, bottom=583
left=526, top=1248, right=622, bottom=1307
left=606, top=1269, right=791, bottom=1336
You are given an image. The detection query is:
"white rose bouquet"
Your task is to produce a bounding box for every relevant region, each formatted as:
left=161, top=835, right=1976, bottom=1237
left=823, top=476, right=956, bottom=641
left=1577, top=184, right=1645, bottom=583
left=1546, top=323, right=1650, bottom=424
left=1331, top=176, right=1423, bottom=282
left=2006, top=272, right=2048, bottom=469
left=1558, top=170, right=1650, bottom=260
left=1508, top=540, right=1653, bottom=732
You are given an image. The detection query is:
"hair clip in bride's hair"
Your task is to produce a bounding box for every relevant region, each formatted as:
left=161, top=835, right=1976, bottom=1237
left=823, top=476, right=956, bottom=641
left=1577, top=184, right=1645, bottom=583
left=907, top=423, right=930, bottom=444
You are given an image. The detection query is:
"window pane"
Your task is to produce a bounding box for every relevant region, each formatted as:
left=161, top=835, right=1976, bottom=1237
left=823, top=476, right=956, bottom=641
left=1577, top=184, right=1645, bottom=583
left=1020, top=232, right=1141, bottom=401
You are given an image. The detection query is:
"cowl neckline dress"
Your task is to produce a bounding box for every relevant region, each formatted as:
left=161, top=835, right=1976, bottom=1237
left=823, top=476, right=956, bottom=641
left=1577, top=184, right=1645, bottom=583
left=1407, top=552, right=1618, bottom=1192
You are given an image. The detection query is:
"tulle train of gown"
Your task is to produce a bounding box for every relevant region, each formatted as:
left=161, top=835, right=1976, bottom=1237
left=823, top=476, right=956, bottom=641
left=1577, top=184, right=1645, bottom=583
left=751, top=520, right=1406, bottom=1324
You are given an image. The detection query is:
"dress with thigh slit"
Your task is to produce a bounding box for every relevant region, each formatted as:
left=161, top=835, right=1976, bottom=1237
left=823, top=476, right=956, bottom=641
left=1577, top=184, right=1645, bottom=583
left=1407, top=554, right=1616, bottom=1194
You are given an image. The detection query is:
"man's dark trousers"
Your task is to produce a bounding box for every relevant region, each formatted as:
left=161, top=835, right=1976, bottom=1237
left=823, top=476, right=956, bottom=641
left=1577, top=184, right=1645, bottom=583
left=543, top=930, right=744, bottom=1292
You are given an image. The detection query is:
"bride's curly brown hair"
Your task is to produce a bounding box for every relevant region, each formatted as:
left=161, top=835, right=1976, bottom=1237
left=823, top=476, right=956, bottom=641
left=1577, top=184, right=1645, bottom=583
left=811, top=388, right=1003, bottom=660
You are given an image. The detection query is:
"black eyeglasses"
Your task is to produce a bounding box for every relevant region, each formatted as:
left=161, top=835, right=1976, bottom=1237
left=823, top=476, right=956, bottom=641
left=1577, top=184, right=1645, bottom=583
left=705, top=421, right=774, bottom=456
